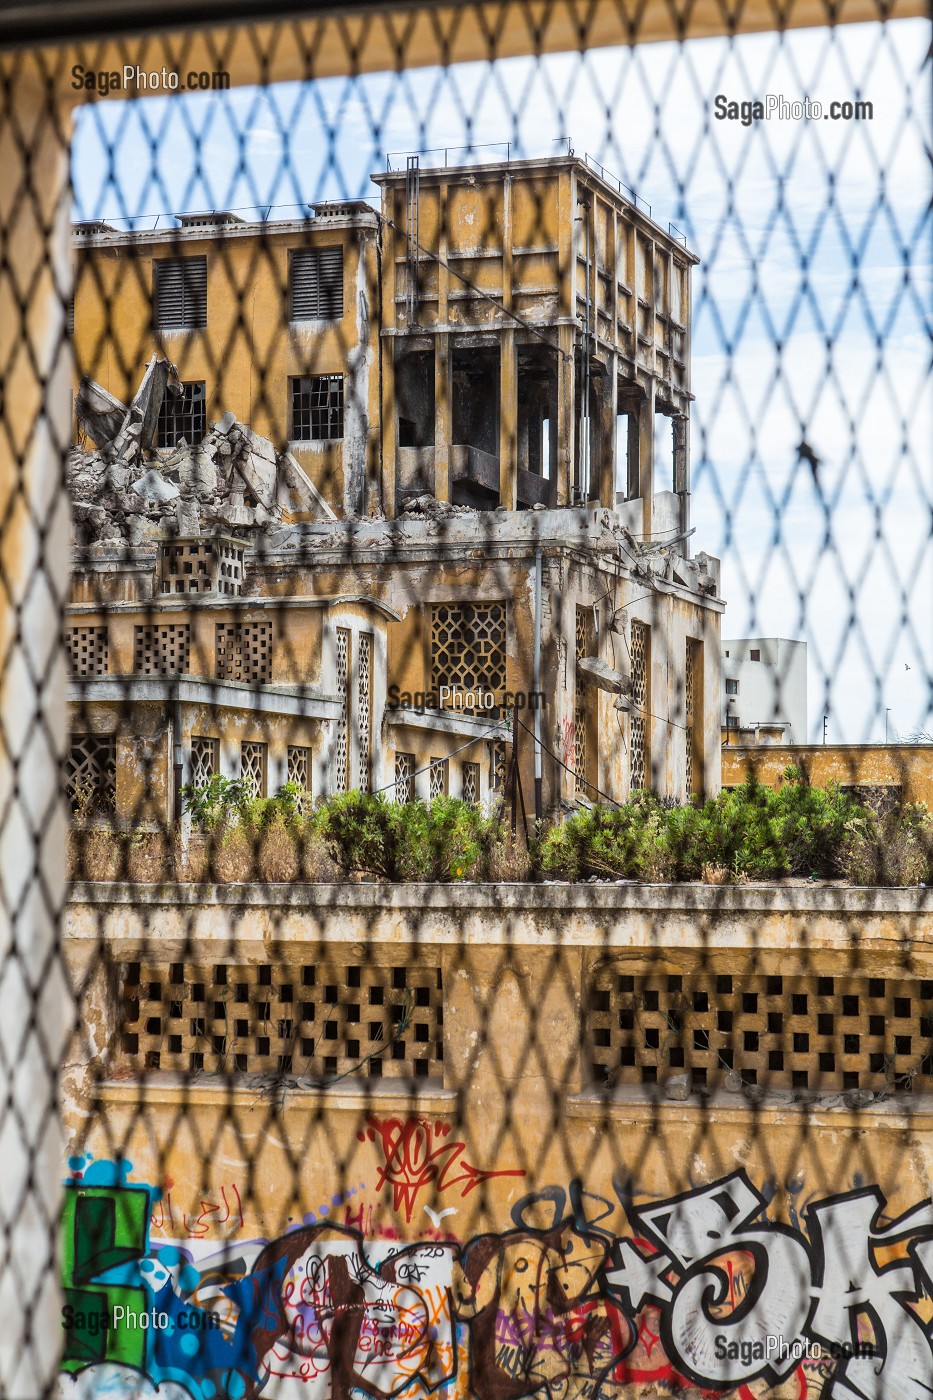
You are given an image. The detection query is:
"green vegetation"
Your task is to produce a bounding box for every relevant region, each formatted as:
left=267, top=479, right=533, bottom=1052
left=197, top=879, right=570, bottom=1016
left=69, top=767, right=932, bottom=887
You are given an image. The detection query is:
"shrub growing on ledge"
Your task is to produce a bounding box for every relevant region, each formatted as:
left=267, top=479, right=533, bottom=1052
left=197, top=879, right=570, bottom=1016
left=71, top=772, right=932, bottom=887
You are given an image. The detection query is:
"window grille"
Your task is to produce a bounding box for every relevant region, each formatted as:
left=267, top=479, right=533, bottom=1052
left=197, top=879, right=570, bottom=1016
left=431, top=602, right=507, bottom=708
left=290, top=374, right=344, bottom=441
left=334, top=627, right=350, bottom=792
left=66, top=626, right=108, bottom=676
left=357, top=631, right=373, bottom=793
left=190, top=736, right=218, bottom=789
left=429, top=757, right=449, bottom=800
left=153, top=255, right=208, bottom=331
left=118, top=959, right=443, bottom=1081
left=630, top=620, right=650, bottom=792
left=462, top=761, right=480, bottom=804
left=727, top=714, right=741, bottom=730
left=394, top=751, right=414, bottom=803
left=133, top=623, right=190, bottom=676
left=489, top=740, right=507, bottom=792
left=289, top=246, right=344, bottom=320
left=215, top=622, right=272, bottom=683
left=66, top=735, right=117, bottom=814
left=240, top=741, right=267, bottom=799
left=156, top=381, right=206, bottom=448
left=287, top=745, right=311, bottom=798
left=589, top=968, right=933, bottom=1098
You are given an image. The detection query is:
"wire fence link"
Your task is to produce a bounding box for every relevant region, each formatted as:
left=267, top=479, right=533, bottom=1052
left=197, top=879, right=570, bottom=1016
left=0, top=2, right=931, bottom=1396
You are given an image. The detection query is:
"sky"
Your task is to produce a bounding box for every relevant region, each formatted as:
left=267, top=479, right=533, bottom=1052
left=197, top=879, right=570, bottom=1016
left=71, top=18, right=932, bottom=743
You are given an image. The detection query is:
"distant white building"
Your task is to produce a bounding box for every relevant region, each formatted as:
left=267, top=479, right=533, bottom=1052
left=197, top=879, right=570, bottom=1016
left=721, top=638, right=807, bottom=744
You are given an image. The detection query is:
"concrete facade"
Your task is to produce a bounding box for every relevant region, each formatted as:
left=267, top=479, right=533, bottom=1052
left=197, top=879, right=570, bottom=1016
left=62, top=882, right=933, bottom=1396
left=68, top=158, right=726, bottom=818
left=722, top=637, right=807, bottom=743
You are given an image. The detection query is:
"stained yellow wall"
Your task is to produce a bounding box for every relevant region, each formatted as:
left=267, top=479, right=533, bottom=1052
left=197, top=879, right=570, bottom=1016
left=722, top=744, right=933, bottom=807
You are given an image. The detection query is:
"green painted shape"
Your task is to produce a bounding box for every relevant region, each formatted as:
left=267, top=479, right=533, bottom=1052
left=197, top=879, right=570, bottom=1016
left=61, top=1184, right=151, bottom=1374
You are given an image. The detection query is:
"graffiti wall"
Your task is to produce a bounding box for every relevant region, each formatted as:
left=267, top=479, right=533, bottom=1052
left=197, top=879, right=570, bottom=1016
left=59, top=1117, right=933, bottom=1400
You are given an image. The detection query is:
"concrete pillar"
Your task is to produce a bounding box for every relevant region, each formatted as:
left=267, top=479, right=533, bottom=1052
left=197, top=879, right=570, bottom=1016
left=555, top=324, right=575, bottom=507
left=499, top=329, right=517, bottom=510
left=673, top=411, right=689, bottom=539
left=0, top=56, right=70, bottom=1398
left=595, top=359, right=617, bottom=508
left=638, top=377, right=656, bottom=538
left=434, top=333, right=451, bottom=502
left=382, top=342, right=397, bottom=517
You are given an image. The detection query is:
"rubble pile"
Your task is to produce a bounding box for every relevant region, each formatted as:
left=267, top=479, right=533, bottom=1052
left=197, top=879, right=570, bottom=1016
left=70, top=356, right=334, bottom=547
left=399, top=493, right=474, bottom=520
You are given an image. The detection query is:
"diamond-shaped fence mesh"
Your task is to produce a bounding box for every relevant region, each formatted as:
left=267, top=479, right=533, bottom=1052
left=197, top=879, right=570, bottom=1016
left=0, top=1, right=932, bottom=1396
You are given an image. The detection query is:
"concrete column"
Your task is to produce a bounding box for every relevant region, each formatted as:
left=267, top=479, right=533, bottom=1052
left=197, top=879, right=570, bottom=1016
left=0, top=57, right=70, bottom=1398
left=382, top=341, right=397, bottom=517
left=595, top=358, right=617, bottom=508
left=673, top=411, right=689, bottom=539
left=638, top=377, right=656, bottom=538
left=434, top=333, right=451, bottom=502
left=555, top=324, right=575, bottom=507
left=499, top=329, right=517, bottom=510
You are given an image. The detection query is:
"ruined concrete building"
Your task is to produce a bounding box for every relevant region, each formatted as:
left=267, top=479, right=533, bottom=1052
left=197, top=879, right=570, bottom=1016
left=67, top=155, right=723, bottom=825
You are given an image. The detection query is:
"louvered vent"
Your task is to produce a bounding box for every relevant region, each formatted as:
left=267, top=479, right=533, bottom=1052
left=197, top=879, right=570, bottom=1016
left=289, top=246, right=344, bottom=321
left=153, top=256, right=208, bottom=331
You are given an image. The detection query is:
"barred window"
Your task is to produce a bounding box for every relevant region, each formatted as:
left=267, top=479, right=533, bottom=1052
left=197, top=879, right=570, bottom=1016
left=156, top=381, right=206, bottom=448
left=289, top=246, right=344, bottom=321
left=153, top=256, right=207, bottom=331
left=291, top=374, right=343, bottom=441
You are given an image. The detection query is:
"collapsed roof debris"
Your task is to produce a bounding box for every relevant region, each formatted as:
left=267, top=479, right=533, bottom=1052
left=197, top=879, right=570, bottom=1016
left=70, top=355, right=335, bottom=546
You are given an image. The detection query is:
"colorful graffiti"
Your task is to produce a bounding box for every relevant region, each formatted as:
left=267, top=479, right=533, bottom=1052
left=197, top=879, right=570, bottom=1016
left=59, top=1160, right=933, bottom=1400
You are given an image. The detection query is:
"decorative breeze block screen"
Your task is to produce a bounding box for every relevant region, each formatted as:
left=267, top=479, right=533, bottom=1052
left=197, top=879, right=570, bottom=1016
left=240, top=741, right=267, bottom=798
left=394, top=752, right=414, bottom=803
left=66, top=625, right=108, bottom=676
left=462, top=761, right=480, bottom=804
left=215, top=622, right=273, bottom=683
left=588, top=967, right=933, bottom=1097
left=334, top=627, right=350, bottom=792
left=357, top=631, right=373, bottom=793
left=66, top=734, right=117, bottom=812
left=429, top=757, right=449, bottom=800
left=119, top=960, right=444, bottom=1081
left=630, top=620, right=650, bottom=791
left=431, top=602, right=506, bottom=709
left=190, top=736, right=219, bottom=788
left=134, top=623, right=191, bottom=676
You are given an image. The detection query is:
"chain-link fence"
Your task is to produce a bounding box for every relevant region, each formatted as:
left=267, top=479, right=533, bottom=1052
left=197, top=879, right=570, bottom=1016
left=1, top=1, right=932, bottom=1397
